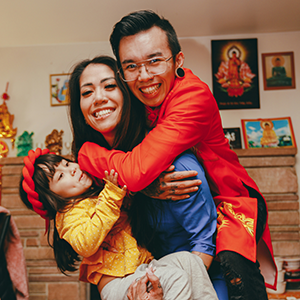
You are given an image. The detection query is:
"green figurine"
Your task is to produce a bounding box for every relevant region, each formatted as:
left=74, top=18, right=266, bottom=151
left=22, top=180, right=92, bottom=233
left=15, top=131, right=34, bottom=156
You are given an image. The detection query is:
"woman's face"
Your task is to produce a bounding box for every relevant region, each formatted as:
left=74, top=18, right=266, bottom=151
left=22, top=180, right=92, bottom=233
left=80, top=63, right=124, bottom=146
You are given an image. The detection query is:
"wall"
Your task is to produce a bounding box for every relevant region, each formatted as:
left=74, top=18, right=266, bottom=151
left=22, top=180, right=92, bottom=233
left=0, top=30, right=299, bottom=185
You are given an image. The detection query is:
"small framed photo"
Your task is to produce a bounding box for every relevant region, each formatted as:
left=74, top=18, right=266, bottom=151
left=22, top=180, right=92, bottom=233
left=262, top=52, right=296, bottom=90
left=50, top=73, right=70, bottom=106
left=241, top=117, right=296, bottom=149
left=223, top=127, right=242, bottom=149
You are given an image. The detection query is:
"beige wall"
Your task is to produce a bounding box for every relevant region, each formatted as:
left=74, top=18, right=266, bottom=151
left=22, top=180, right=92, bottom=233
left=0, top=30, right=299, bottom=188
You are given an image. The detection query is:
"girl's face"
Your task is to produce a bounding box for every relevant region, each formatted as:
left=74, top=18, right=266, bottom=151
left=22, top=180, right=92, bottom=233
left=48, top=159, right=93, bottom=198
left=80, top=63, right=124, bottom=146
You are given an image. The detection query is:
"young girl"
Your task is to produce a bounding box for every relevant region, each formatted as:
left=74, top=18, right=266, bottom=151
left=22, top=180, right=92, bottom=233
left=19, top=148, right=218, bottom=300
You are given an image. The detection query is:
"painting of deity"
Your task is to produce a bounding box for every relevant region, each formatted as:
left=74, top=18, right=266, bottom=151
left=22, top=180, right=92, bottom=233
left=211, top=38, right=260, bottom=110
left=241, top=117, right=296, bottom=149
left=262, top=52, right=295, bottom=90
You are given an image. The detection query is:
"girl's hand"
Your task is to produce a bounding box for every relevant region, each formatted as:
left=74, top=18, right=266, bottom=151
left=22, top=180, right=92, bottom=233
left=104, top=170, right=127, bottom=191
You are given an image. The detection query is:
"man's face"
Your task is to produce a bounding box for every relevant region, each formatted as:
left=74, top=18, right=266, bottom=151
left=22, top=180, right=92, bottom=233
left=118, top=26, right=178, bottom=107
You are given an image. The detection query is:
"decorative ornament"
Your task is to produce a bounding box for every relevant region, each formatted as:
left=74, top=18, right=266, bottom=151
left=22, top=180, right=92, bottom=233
left=15, top=131, right=34, bottom=157
left=45, top=129, right=64, bottom=155
left=0, top=82, right=17, bottom=147
left=0, top=139, right=9, bottom=158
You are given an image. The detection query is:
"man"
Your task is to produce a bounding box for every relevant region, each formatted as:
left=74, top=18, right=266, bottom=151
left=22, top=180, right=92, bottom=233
left=79, top=10, right=276, bottom=299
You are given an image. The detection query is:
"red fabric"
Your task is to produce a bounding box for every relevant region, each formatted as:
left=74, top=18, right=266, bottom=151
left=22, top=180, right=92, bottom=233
left=78, top=68, right=277, bottom=288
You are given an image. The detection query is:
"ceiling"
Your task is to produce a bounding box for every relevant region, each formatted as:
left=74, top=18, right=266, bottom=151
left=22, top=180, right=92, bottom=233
left=1, top=0, right=300, bottom=48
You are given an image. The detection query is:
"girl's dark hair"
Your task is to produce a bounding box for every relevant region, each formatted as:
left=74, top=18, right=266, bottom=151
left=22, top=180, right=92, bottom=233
left=110, top=10, right=181, bottom=67
left=68, top=55, right=146, bottom=158
left=19, top=154, right=103, bottom=274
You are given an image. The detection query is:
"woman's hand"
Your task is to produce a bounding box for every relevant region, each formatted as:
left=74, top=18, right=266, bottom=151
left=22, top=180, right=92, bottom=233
left=141, top=165, right=202, bottom=200
left=127, top=267, right=163, bottom=300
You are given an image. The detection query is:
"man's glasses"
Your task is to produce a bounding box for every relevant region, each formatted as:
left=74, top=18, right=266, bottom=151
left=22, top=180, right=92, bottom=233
left=118, top=56, right=174, bottom=82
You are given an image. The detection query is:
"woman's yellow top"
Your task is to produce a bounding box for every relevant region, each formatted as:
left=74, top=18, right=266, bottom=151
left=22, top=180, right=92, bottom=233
left=56, top=180, right=153, bottom=285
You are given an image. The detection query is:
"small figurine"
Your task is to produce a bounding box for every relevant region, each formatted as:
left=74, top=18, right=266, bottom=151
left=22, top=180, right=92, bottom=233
left=15, top=131, right=34, bottom=157
left=0, top=82, right=17, bottom=147
left=45, top=129, right=64, bottom=155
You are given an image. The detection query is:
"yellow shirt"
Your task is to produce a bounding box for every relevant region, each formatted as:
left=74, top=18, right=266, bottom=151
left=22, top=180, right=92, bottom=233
left=56, top=181, right=152, bottom=285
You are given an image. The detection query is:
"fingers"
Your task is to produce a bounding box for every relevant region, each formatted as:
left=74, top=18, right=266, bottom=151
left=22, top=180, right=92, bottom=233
left=127, top=275, right=148, bottom=300
left=145, top=269, right=164, bottom=298
left=127, top=280, right=137, bottom=300
left=159, top=180, right=202, bottom=191
left=164, top=165, right=175, bottom=172
left=163, top=170, right=199, bottom=181
left=104, top=169, right=119, bottom=186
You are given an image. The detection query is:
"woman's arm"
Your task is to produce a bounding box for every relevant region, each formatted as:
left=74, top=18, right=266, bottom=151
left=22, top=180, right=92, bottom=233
left=78, top=77, right=220, bottom=191
left=56, top=180, right=126, bottom=257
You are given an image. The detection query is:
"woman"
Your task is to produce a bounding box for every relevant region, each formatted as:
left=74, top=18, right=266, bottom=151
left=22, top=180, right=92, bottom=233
left=68, top=55, right=226, bottom=298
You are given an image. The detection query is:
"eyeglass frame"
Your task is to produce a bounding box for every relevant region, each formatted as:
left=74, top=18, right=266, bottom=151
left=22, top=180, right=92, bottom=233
left=117, top=55, right=175, bottom=82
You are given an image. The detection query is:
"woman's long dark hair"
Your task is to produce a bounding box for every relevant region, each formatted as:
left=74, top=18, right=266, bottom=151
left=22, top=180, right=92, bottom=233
left=19, top=154, right=103, bottom=274
left=68, top=55, right=146, bottom=157
left=68, top=56, right=162, bottom=257
left=129, top=192, right=163, bottom=258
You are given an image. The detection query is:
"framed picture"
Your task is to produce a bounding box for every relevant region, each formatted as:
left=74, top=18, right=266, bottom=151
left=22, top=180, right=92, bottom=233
left=211, top=38, right=260, bottom=110
left=262, top=52, right=296, bottom=90
left=50, top=73, right=70, bottom=106
left=241, top=117, right=296, bottom=149
left=223, top=127, right=242, bottom=149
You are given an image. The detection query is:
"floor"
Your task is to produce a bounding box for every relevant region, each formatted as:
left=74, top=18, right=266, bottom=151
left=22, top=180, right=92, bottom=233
left=268, top=290, right=300, bottom=299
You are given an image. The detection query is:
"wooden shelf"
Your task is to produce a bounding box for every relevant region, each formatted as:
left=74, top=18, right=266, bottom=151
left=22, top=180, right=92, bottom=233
left=234, top=147, right=297, bottom=157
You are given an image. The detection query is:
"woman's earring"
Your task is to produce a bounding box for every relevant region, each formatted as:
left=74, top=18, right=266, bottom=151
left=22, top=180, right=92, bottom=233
left=175, top=67, right=185, bottom=78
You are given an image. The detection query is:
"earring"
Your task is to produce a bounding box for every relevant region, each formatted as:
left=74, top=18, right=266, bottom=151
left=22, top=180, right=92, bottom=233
left=175, top=67, right=185, bottom=78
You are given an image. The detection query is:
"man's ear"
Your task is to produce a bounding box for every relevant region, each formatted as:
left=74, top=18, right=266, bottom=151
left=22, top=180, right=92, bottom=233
left=175, top=51, right=185, bottom=69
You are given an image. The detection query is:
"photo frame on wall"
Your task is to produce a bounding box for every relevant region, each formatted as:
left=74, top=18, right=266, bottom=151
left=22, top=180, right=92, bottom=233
left=211, top=38, right=260, bottom=110
left=241, top=117, right=296, bottom=149
left=50, top=73, right=70, bottom=106
left=223, top=127, right=242, bottom=149
left=262, top=52, right=296, bottom=90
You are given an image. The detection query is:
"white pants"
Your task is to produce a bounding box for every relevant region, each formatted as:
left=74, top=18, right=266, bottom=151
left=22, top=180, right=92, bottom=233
left=100, top=251, right=218, bottom=300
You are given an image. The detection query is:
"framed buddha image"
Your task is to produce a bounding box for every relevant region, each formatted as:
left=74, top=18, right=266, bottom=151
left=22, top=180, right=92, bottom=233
left=262, top=52, right=296, bottom=90
left=241, top=117, right=296, bottom=149
left=211, top=38, right=260, bottom=110
left=50, top=73, right=70, bottom=106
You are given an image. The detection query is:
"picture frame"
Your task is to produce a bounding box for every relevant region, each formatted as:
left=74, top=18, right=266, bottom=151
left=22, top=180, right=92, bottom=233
left=50, top=73, right=70, bottom=106
left=211, top=38, right=260, bottom=110
left=241, top=117, right=296, bottom=149
left=223, top=127, right=242, bottom=149
left=261, top=52, right=295, bottom=90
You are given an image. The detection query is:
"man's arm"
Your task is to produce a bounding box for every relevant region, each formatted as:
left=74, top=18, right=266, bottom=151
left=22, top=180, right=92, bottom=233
left=78, top=76, right=220, bottom=191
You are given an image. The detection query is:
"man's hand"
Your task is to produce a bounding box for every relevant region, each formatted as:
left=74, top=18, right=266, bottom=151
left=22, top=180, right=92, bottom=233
left=127, top=268, right=163, bottom=300
left=141, top=165, right=202, bottom=200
